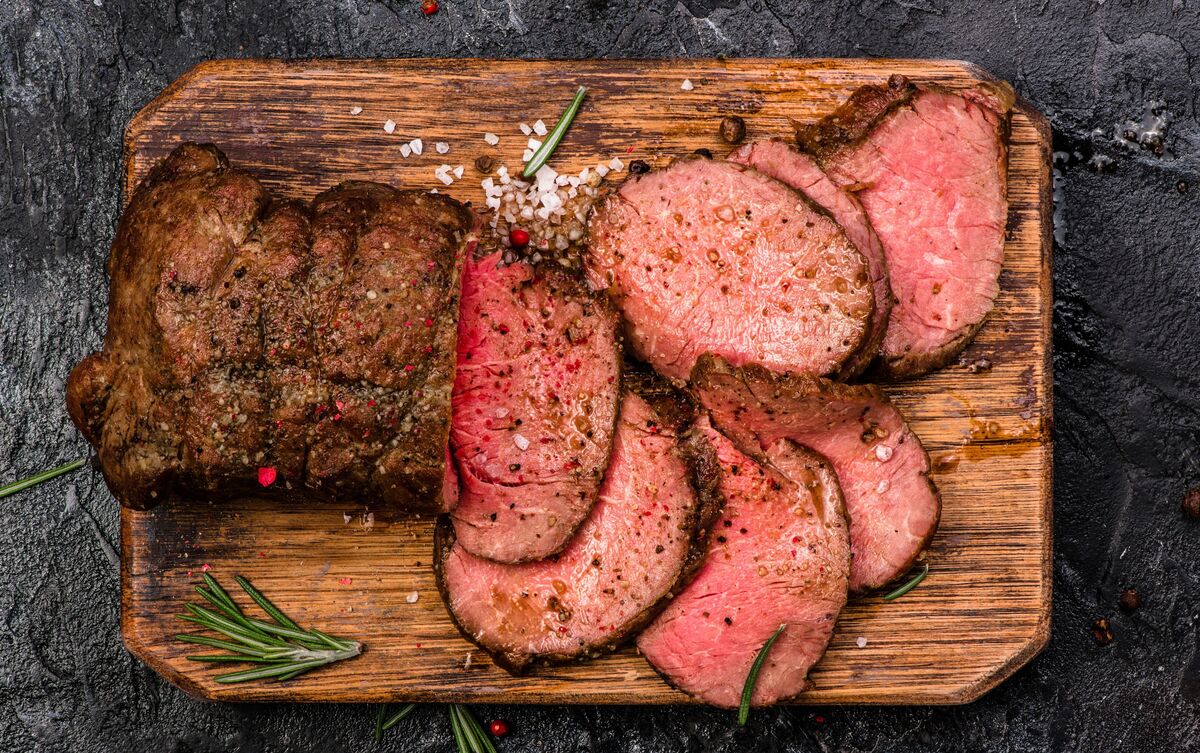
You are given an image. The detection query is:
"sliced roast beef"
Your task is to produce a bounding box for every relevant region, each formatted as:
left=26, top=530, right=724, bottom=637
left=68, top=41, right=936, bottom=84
left=449, top=251, right=621, bottom=562
left=435, top=389, right=721, bottom=672
left=638, top=421, right=850, bottom=708
left=795, top=75, right=1013, bottom=379
left=66, top=144, right=476, bottom=510
left=691, top=354, right=939, bottom=592
left=729, top=140, right=892, bottom=378
left=586, top=157, right=874, bottom=382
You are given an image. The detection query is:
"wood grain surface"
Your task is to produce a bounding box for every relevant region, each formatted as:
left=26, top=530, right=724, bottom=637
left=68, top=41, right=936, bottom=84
left=120, top=58, right=1052, bottom=705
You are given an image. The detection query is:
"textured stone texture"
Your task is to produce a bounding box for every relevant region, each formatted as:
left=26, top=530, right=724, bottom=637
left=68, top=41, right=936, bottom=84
left=2, top=1, right=1198, bottom=751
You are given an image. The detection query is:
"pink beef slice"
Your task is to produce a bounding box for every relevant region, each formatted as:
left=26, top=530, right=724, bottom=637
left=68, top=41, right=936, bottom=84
left=795, top=75, right=1014, bottom=379
left=729, top=140, right=892, bottom=379
left=638, top=420, right=850, bottom=708
left=691, top=354, right=939, bottom=592
left=450, top=251, right=622, bottom=563
left=586, top=157, right=873, bottom=382
left=435, top=391, right=722, bottom=671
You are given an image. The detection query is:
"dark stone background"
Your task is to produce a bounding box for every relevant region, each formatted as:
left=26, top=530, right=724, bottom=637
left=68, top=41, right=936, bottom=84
left=2, top=0, right=1199, bottom=751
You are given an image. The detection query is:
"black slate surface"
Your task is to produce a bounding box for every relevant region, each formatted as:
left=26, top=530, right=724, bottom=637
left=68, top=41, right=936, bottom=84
left=2, top=1, right=1199, bottom=751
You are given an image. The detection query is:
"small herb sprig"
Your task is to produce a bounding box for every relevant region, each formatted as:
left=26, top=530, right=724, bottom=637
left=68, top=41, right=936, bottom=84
left=374, top=703, right=416, bottom=742
left=882, top=562, right=930, bottom=601
left=449, top=704, right=498, bottom=753
left=739, top=623, right=786, bottom=725
left=176, top=574, right=362, bottom=683
left=522, top=86, right=588, bottom=179
left=0, top=458, right=87, bottom=499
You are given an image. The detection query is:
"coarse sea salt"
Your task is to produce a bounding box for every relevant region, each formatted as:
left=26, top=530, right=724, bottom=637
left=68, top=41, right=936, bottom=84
left=409, top=138, right=424, bottom=156
left=513, top=434, right=530, bottom=451
left=400, top=143, right=412, bottom=158
left=349, top=106, right=363, bottom=115
left=856, top=636, right=868, bottom=648
left=875, top=445, right=894, bottom=462
left=533, top=119, right=548, bottom=136
left=406, top=591, right=419, bottom=604
left=681, top=79, right=694, bottom=91
left=383, top=119, right=396, bottom=133
left=484, top=132, right=500, bottom=145
left=519, top=122, right=532, bottom=136
left=435, top=141, right=450, bottom=154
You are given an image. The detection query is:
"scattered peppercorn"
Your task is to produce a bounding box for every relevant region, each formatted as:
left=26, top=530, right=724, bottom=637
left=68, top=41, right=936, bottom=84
left=1091, top=617, right=1114, bottom=646
left=475, top=154, right=495, bottom=173
left=1119, top=588, right=1142, bottom=613
left=629, top=159, right=651, bottom=175
left=489, top=720, right=509, bottom=737
left=420, top=0, right=438, bottom=14
left=719, top=115, right=746, bottom=144
left=1178, top=180, right=1190, bottom=194
left=509, top=228, right=530, bottom=248
left=1183, top=487, right=1200, bottom=518
left=257, top=467, right=277, bottom=487
left=693, top=147, right=713, bottom=159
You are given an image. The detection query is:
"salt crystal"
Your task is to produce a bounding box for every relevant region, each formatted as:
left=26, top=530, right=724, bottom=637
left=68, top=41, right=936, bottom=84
left=435, top=141, right=450, bottom=154
left=856, top=636, right=868, bottom=648
left=875, top=445, right=894, bottom=462
left=485, top=196, right=501, bottom=210
left=366, top=290, right=377, bottom=300
left=410, top=138, right=424, bottom=156
left=519, top=122, right=532, bottom=135
left=383, top=119, right=396, bottom=133
left=343, top=513, right=352, bottom=524
left=513, top=434, right=530, bottom=450
left=400, top=143, right=412, bottom=158
left=527, top=138, right=542, bottom=151
left=681, top=79, right=694, bottom=91
left=533, top=119, right=548, bottom=136
left=522, top=149, right=534, bottom=161
left=609, top=157, right=624, bottom=171
left=350, top=106, right=363, bottom=115
left=484, top=132, right=500, bottom=145
left=876, top=479, right=891, bottom=494
left=595, top=164, right=610, bottom=177
left=495, top=407, right=510, bottom=418
left=406, top=591, right=419, bottom=604
left=453, top=165, right=464, bottom=178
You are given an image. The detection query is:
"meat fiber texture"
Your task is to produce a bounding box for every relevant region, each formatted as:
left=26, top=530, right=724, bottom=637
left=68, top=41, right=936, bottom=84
left=729, top=140, right=892, bottom=379
left=586, top=157, right=874, bottom=382
left=795, top=75, right=1013, bottom=379
left=65, top=143, right=477, bottom=511
left=638, top=420, right=850, bottom=708
left=434, top=389, right=722, bottom=672
left=450, top=251, right=621, bottom=563
left=691, top=355, right=939, bottom=592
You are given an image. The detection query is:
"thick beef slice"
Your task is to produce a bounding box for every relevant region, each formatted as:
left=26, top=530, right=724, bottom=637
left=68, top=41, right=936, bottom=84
left=729, top=140, right=892, bottom=378
left=434, top=390, right=721, bottom=672
left=586, top=158, right=873, bottom=382
left=691, top=355, right=939, bottom=592
left=639, top=421, right=850, bottom=708
left=450, top=251, right=621, bottom=563
left=796, top=75, right=1012, bottom=379
left=66, top=143, right=476, bottom=510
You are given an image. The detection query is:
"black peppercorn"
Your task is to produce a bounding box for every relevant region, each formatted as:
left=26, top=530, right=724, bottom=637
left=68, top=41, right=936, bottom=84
left=629, top=159, right=651, bottom=175
left=475, top=155, right=495, bottom=173
left=693, top=148, right=713, bottom=159
left=719, top=115, right=746, bottom=144
left=1091, top=617, right=1114, bottom=646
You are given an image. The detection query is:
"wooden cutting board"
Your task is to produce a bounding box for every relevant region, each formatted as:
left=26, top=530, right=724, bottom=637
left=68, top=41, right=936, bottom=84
left=120, top=58, right=1052, bottom=705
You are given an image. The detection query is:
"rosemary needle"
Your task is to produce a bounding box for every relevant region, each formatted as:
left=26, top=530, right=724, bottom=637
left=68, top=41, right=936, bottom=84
left=739, top=623, right=786, bottom=725
left=175, top=574, right=361, bottom=683
left=0, top=459, right=86, bottom=499
left=522, top=85, right=587, bottom=179
left=882, top=562, right=930, bottom=601
left=450, top=704, right=497, bottom=753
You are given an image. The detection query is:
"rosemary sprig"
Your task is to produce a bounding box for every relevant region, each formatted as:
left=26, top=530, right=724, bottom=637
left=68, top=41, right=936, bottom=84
left=738, top=623, right=786, bottom=725
left=176, top=573, right=361, bottom=683
left=449, top=704, right=497, bottom=753
left=522, top=85, right=588, bottom=179
left=882, top=562, right=930, bottom=601
left=374, top=703, right=416, bottom=742
left=0, top=459, right=86, bottom=499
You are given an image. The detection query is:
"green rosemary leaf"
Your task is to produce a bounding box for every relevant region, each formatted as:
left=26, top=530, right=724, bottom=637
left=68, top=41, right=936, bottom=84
left=0, top=459, right=86, bottom=500
left=234, top=574, right=302, bottom=631
left=194, top=586, right=247, bottom=624
left=882, top=562, right=930, bottom=601
left=382, top=704, right=416, bottom=732
left=310, top=628, right=353, bottom=652
left=181, top=605, right=282, bottom=648
left=174, top=633, right=272, bottom=657
left=246, top=617, right=338, bottom=648
left=449, top=705, right=470, bottom=753
left=214, top=658, right=329, bottom=684
left=185, top=654, right=278, bottom=663
left=374, top=704, right=387, bottom=743
left=454, top=705, right=497, bottom=753
left=522, top=86, right=588, bottom=179
left=201, top=573, right=240, bottom=612
left=739, top=623, right=786, bottom=725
